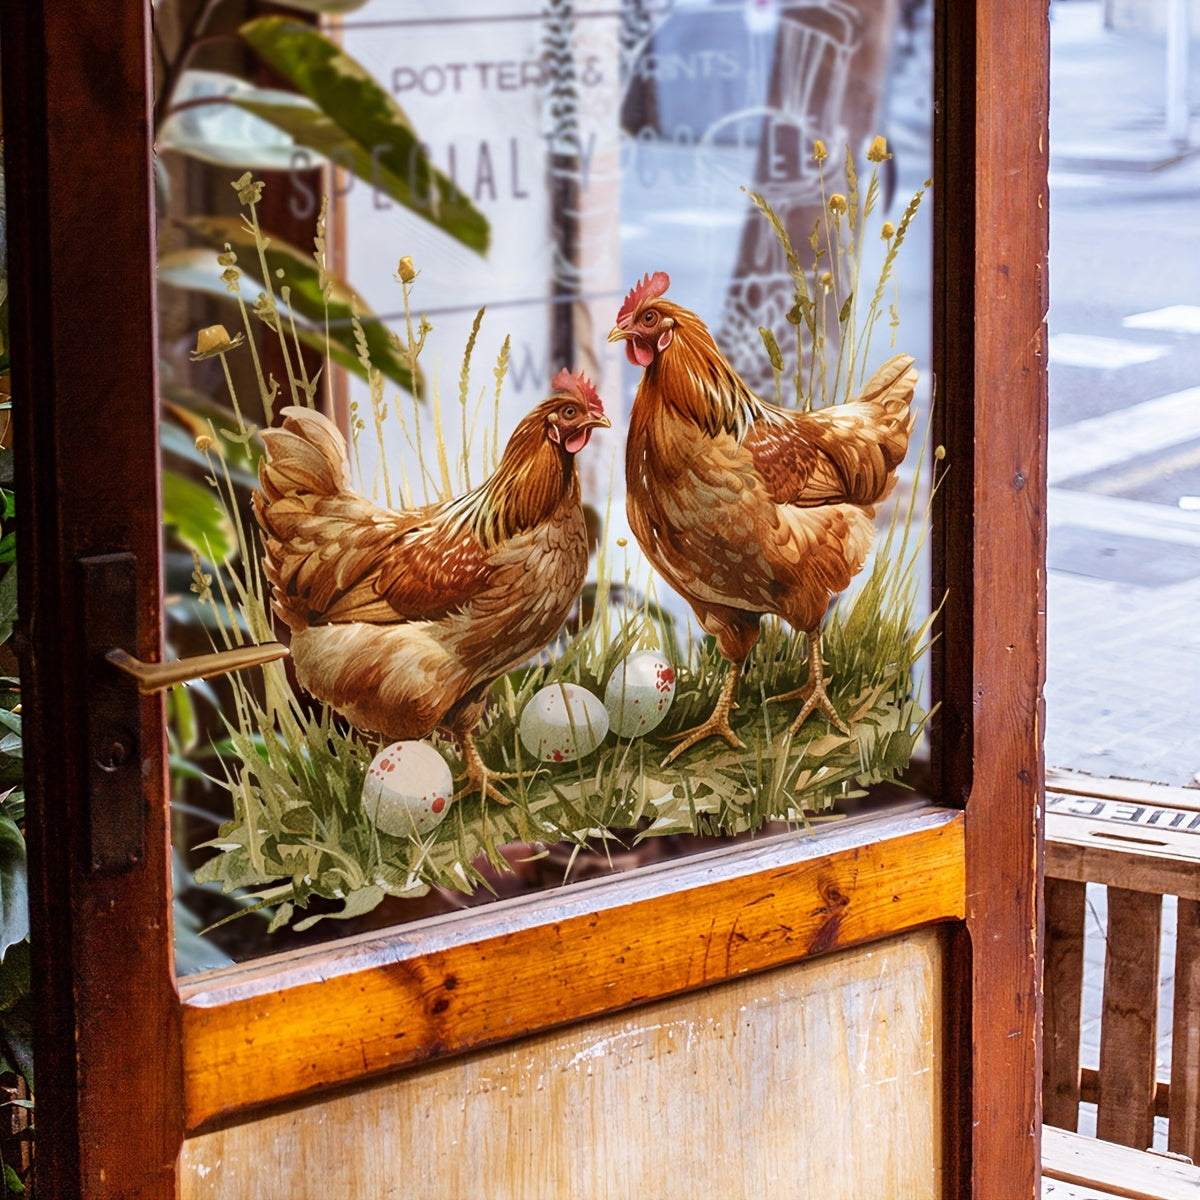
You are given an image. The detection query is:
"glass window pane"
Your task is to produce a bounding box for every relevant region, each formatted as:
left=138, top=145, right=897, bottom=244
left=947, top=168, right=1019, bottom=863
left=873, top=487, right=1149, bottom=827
left=162, top=0, right=934, bottom=970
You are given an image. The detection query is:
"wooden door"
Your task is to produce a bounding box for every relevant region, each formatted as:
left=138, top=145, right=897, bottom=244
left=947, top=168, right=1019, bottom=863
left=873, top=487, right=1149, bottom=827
left=1, top=1, right=1047, bottom=1196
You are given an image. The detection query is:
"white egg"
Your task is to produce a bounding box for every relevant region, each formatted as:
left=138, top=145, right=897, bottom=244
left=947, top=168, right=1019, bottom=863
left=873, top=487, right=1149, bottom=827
left=603, top=649, right=677, bottom=738
left=519, top=682, right=609, bottom=763
left=361, top=741, right=454, bottom=837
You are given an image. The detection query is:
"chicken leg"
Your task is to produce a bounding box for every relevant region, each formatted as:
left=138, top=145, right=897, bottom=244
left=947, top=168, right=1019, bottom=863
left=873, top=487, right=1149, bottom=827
left=456, top=733, right=514, bottom=806
left=661, top=659, right=747, bottom=765
left=768, top=629, right=851, bottom=737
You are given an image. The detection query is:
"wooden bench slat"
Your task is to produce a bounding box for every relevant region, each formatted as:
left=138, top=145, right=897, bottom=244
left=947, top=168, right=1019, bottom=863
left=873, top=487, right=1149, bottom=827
left=1043, top=1179, right=1143, bottom=1200
left=1096, top=888, right=1162, bottom=1149
left=1045, top=876, right=1088, bottom=1130
left=1169, top=897, right=1200, bottom=1163
left=1043, top=1126, right=1200, bottom=1200
left=1047, top=812, right=1200, bottom=901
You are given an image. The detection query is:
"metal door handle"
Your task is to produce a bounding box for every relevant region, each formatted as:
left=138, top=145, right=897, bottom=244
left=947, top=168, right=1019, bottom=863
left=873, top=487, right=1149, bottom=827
left=106, top=642, right=289, bottom=694
left=81, top=551, right=291, bottom=875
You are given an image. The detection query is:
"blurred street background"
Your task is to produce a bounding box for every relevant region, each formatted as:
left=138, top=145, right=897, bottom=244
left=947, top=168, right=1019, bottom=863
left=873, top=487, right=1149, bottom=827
left=1045, top=0, right=1200, bottom=1148
left=1045, top=0, right=1200, bottom=790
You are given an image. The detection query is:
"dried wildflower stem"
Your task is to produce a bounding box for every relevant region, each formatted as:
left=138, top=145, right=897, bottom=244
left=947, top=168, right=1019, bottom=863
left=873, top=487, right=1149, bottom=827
left=242, top=195, right=300, bottom=422
left=281, top=286, right=317, bottom=407
left=216, top=351, right=251, bottom=440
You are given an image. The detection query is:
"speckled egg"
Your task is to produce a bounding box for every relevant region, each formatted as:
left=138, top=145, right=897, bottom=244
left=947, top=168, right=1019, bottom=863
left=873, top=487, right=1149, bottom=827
left=604, top=649, right=677, bottom=738
left=361, top=741, right=454, bottom=837
left=519, top=683, right=609, bottom=763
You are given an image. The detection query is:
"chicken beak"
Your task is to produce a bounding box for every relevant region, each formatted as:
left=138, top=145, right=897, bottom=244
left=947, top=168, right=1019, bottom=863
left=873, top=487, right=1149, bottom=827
left=607, top=325, right=631, bottom=344
left=590, top=413, right=612, bottom=430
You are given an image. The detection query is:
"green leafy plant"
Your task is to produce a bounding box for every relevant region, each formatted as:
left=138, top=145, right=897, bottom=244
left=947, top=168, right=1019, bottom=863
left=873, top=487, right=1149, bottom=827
left=153, top=1, right=489, bottom=396
left=183, top=145, right=936, bottom=935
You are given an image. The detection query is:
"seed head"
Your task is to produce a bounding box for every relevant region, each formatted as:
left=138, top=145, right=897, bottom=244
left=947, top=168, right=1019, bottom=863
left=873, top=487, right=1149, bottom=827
left=812, top=139, right=829, bottom=163
left=867, top=135, right=891, bottom=163
left=195, top=434, right=214, bottom=453
left=881, top=221, right=896, bottom=240
left=397, top=256, right=417, bottom=284
left=819, top=271, right=834, bottom=291
left=828, top=193, right=847, bottom=216
left=191, top=324, right=244, bottom=360
left=232, top=172, right=264, bottom=206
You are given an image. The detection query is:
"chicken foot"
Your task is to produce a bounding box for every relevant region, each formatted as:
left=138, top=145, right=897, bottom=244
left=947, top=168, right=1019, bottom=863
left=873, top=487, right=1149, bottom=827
left=768, top=629, right=851, bottom=737
left=456, top=734, right=514, bottom=805
left=660, top=659, right=747, bottom=765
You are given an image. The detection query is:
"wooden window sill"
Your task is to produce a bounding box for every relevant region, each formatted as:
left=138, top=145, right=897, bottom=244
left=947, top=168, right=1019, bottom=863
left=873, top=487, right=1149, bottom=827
left=180, top=802, right=964, bottom=1132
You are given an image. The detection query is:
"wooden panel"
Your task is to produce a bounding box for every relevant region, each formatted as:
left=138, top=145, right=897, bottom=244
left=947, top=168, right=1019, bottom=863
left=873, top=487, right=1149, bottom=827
left=1042, top=1126, right=1200, bottom=1200
left=1169, top=897, right=1200, bottom=1162
left=0, top=3, right=181, bottom=1197
left=1096, top=889, right=1161, bottom=1149
left=180, top=807, right=964, bottom=1131
left=1047, top=812, right=1200, bottom=901
left=1042, top=1179, right=1138, bottom=1200
left=1044, top=877, right=1087, bottom=1130
left=932, top=0, right=1049, bottom=1194
left=1079, top=1068, right=1168, bottom=1120
left=182, top=928, right=945, bottom=1199
left=1047, top=769, right=1200, bottom=813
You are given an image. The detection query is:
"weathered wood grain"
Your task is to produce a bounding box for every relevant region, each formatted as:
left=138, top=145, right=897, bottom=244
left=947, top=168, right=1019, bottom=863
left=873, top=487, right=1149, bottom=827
left=1096, top=888, right=1161, bottom=1149
left=1047, top=813, right=1200, bottom=901
left=181, top=807, right=964, bottom=1131
left=1046, top=769, right=1200, bottom=814
left=1043, top=877, right=1086, bottom=1130
left=1169, top=897, right=1200, bottom=1162
left=933, top=0, right=1050, bottom=1194
left=1042, top=1125, right=1200, bottom=1200
left=182, top=929, right=947, bottom=1200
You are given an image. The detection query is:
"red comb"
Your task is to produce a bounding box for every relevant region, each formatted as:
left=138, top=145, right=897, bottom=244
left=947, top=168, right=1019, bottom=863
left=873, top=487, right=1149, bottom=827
left=551, top=367, right=605, bottom=417
left=616, top=271, right=670, bottom=329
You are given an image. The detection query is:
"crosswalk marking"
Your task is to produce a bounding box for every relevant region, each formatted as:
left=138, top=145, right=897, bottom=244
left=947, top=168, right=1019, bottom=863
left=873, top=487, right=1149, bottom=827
left=1049, top=386, right=1200, bottom=483
left=1047, top=332, right=1171, bottom=369
left=1124, top=304, right=1200, bottom=335
left=1049, top=486, right=1200, bottom=546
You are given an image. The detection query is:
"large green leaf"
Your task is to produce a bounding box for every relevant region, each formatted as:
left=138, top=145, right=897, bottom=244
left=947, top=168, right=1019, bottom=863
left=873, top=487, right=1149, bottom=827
left=238, top=16, right=489, bottom=255
left=160, top=216, right=420, bottom=396
left=0, top=567, right=15, bottom=646
left=0, top=815, right=28, bottom=961
left=162, top=468, right=236, bottom=565
left=157, top=70, right=308, bottom=172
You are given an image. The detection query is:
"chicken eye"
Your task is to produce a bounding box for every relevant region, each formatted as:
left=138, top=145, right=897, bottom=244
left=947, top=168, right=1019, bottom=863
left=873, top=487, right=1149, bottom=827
left=642, top=310, right=658, bottom=326
left=561, top=404, right=578, bottom=419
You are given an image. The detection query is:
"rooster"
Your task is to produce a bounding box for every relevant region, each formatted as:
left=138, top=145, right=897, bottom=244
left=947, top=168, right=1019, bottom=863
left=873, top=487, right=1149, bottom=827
left=253, top=370, right=609, bottom=800
left=610, top=271, right=916, bottom=763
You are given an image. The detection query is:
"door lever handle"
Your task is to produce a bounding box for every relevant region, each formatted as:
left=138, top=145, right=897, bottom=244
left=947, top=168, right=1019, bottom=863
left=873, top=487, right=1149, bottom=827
left=106, top=642, right=289, bottom=694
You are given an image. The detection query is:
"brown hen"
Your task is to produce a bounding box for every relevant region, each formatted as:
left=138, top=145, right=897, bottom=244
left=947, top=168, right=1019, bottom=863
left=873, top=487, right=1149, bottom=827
left=253, top=370, right=609, bottom=800
left=610, top=271, right=917, bottom=762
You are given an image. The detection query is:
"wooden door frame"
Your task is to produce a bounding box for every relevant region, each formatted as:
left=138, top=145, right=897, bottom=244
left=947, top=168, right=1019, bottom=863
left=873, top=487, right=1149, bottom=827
left=934, top=3, right=1049, bottom=1194
left=2, top=2, right=183, bottom=1195
left=1, top=0, right=1047, bottom=1194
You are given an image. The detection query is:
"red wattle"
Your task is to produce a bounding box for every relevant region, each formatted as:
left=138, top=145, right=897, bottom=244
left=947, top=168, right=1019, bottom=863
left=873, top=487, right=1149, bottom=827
left=627, top=339, right=654, bottom=367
